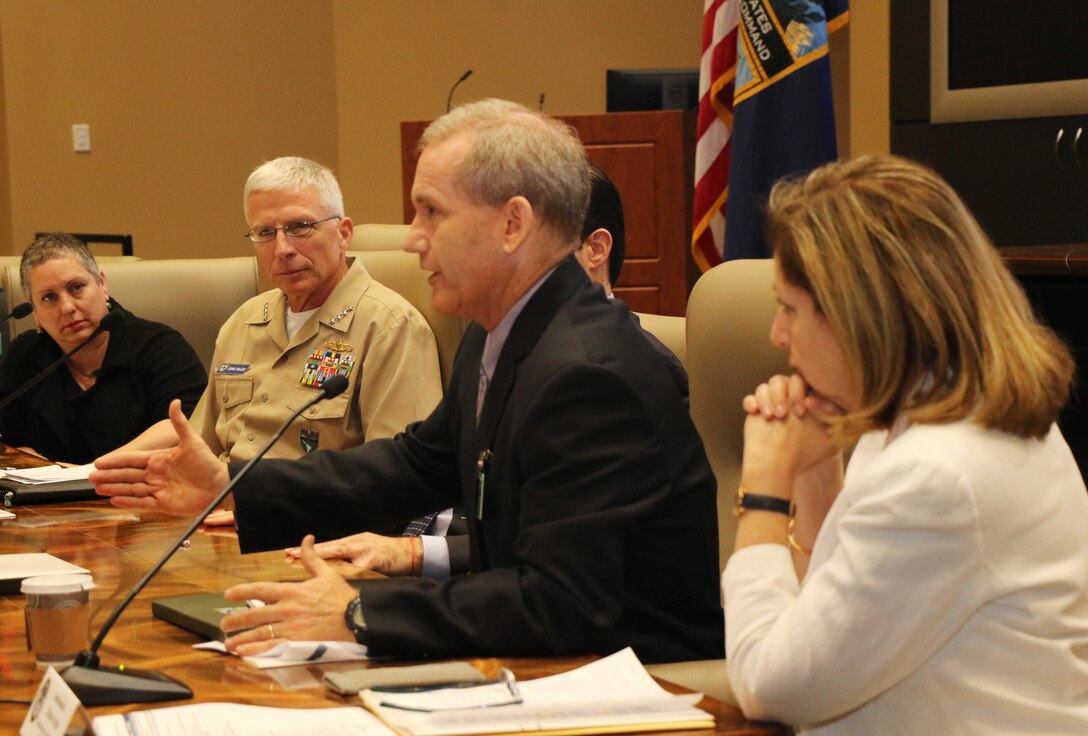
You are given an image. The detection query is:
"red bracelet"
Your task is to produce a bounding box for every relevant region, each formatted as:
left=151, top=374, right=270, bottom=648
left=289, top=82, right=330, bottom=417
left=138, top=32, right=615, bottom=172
left=407, top=537, right=418, bottom=576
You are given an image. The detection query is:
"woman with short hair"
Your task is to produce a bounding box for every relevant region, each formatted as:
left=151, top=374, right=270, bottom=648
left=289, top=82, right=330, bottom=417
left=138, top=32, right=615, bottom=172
left=0, top=233, right=206, bottom=464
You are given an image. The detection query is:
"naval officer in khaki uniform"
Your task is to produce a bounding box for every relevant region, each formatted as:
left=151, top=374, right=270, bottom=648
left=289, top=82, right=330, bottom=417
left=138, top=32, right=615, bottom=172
left=112, top=156, right=442, bottom=469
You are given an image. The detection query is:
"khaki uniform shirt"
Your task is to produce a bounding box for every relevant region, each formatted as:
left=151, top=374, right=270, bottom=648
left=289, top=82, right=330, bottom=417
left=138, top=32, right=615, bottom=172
left=190, top=258, right=442, bottom=461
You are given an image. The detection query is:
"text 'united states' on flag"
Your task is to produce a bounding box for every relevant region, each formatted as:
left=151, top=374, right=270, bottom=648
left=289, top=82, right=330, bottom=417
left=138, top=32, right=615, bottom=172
left=693, top=0, right=848, bottom=268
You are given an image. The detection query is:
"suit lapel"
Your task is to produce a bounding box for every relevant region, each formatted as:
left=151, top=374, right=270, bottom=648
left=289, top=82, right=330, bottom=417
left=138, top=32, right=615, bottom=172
left=465, top=257, right=588, bottom=570
left=474, top=256, right=585, bottom=445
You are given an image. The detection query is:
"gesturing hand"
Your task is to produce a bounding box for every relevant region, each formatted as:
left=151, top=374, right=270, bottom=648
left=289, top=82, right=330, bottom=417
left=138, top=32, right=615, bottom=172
left=92, top=399, right=229, bottom=516
left=222, top=535, right=361, bottom=656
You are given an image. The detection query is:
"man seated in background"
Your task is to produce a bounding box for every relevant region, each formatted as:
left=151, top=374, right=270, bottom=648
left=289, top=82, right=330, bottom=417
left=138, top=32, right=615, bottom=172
left=292, top=163, right=688, bottom=578
left=110, top=157, right=442, bottom=533
left=575, top=163, right=688, bottom=400
left=93, top=99, right=723, bottom=665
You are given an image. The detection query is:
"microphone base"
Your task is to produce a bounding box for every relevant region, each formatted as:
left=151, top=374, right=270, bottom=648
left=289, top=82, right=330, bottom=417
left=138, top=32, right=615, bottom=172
left=61, top=663, right=192, bottom=706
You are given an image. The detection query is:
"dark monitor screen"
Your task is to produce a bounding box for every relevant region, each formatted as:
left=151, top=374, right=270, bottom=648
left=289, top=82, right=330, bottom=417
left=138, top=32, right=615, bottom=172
left=948, top=0, right=1088, bottom=89
left=606, top=69, right=699, bottom=112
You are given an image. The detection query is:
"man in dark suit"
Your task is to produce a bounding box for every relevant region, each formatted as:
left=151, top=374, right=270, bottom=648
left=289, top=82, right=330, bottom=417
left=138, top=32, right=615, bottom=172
left=93, top=98, right=722, bottom=664
left=292, top=164, right=688, bottom=581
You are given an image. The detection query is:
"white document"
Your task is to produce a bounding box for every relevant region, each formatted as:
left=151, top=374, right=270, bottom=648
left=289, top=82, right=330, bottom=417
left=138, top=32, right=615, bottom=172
left=0, top=553, right=88, bottom=591
left=93, top=703, right=394, bottom=736
left=0, top=508, right=15, bottom=519
left=0, top=464, right=94, bottom=484
left=360, top=648, right=713, bottom=736
left=194, top=639, right=369, bottom=669
left=516, top=646, right=679, bottom=703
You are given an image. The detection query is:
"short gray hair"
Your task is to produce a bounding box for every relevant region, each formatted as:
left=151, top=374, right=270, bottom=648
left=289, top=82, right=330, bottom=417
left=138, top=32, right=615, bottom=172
left=243, top=156, right=344, bottom=217
left=419, top=98, right=590, bottom=248
left=20, top=233, right=100, bottom=297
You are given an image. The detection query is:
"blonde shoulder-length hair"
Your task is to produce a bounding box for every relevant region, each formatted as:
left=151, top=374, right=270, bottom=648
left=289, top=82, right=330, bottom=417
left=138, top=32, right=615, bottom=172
left=767, top=154, right=1074, bottom=442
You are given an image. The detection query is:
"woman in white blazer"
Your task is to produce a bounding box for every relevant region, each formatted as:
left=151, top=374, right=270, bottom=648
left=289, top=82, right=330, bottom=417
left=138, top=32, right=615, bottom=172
left=723, top=154, right=1088, bottom=735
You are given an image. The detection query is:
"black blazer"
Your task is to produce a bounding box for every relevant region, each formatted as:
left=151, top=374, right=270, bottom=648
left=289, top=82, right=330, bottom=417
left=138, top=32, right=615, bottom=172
left=233, top=257, right=723, bottom=663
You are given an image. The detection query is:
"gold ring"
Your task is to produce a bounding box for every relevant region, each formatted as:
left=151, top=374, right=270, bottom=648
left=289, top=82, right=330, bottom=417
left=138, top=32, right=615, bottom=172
left=267, top=622, right=275, bottom=639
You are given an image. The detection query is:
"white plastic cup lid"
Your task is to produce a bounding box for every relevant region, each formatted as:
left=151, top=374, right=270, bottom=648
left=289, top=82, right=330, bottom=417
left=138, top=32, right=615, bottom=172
left=21, top=573, right=95, bottom=594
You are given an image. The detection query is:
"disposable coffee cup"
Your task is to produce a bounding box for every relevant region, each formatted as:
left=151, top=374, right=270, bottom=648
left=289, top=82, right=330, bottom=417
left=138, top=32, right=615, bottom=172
left=22, top=573, right=95, bottom=670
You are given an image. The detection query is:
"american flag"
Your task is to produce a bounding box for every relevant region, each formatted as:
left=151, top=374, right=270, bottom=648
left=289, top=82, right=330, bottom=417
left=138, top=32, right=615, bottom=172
left=692, top=0, right=848, bottom=267
left=691, top=0, right=739, bottom=272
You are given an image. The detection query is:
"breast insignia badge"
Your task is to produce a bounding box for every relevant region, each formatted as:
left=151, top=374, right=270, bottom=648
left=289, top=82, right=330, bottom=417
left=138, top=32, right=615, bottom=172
left=300, top=348, right=356, bottom=389
left=323, top=338, right=355, bottom=353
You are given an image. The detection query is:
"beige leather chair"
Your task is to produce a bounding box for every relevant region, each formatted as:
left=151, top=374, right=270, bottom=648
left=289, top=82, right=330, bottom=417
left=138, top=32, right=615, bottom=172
left=85, top=257, right=261, bottom=369
left=633, top=312, right=686, bottom=367
left=689, top=259, right=789, bottom=565
left=353, top=223, right=410, bottom=251
left=351, top=250, right=465, bottom=386
left=645, top=259, right=788, bottom=705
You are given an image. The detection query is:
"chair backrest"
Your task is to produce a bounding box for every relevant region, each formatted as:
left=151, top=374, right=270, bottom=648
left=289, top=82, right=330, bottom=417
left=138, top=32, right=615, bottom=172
left=686, top=259, right=789, bottom=570
left=92, top=257, right=261, bottom=369
left=352, top=223, right=410, bottom=251
left=350, top=250, right=465, bottom=386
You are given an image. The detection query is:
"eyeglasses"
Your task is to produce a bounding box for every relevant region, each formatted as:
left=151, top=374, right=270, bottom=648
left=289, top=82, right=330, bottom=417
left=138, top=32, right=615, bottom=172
left=244, top=215, right=342, bottom=244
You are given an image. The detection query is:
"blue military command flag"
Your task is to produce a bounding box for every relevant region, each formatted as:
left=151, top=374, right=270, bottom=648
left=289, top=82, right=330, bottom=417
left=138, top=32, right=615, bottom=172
left=693, top=0, right=848, bottom=268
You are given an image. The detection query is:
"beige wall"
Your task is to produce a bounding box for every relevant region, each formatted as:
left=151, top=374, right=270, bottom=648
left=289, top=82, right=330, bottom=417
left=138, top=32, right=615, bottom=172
left=332, top=0, right=703, bottom=224
left=0, top=11, right=12, bottom=256
left=0, top=0, right=338, bottom=260
left=0, top=1, right=889, bottom=260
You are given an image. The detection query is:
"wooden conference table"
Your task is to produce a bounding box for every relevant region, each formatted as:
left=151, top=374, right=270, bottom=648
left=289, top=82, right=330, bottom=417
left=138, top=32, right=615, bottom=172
left=0, top=457, right=782, bottom=735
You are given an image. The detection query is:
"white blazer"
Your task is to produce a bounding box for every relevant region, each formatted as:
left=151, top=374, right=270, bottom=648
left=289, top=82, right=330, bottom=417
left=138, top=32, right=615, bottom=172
left=724, top=419, right=1088, bottom=735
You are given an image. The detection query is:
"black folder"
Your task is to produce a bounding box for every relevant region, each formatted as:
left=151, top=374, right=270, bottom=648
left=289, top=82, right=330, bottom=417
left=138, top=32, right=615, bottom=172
left=152, top=592, right=250, bottom=641
left=0, top=479, right=98, bottom=507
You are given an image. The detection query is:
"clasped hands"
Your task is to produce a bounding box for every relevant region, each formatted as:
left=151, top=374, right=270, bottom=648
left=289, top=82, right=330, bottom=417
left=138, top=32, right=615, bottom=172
left=740, top=374, right=843, bottom=496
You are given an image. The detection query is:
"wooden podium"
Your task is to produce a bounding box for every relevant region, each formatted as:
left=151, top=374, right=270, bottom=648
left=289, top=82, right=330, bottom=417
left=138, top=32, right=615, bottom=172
left=400, top=111, right=696, bottom=316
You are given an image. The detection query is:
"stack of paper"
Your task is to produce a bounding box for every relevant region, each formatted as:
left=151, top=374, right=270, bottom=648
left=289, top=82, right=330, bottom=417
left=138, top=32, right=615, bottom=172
left=94, top=703, right=394, bottom=736
left=0, top=552, right=89, bottom=594
left=0, top=463, right=94, bottom=485
left=360, top=648, right=714, bottom=736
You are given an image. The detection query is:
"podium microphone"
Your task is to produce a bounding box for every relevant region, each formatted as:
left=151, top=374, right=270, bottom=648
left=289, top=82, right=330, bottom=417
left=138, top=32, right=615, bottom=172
left=62, top=374, right=350, bottom=706
left=0, top=309, right=123, bottom=414
left=446, top=68, right=473, bottom=112
left=1, top=301, right=32, bottom=327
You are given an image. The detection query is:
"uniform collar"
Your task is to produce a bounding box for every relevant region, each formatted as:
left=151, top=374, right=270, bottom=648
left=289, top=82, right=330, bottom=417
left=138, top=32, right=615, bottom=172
left=253, top=258, right=372, bottom=349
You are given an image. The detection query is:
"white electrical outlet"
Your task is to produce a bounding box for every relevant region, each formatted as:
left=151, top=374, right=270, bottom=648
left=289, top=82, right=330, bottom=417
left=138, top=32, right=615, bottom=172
left=72, top=124, right=91, bottom=153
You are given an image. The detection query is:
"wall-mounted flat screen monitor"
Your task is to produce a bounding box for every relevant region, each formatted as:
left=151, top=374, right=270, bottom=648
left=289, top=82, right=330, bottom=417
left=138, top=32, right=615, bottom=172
left=931, top=0, right=1088, bottom=122
left=606, top=69, right=699, bottom=113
